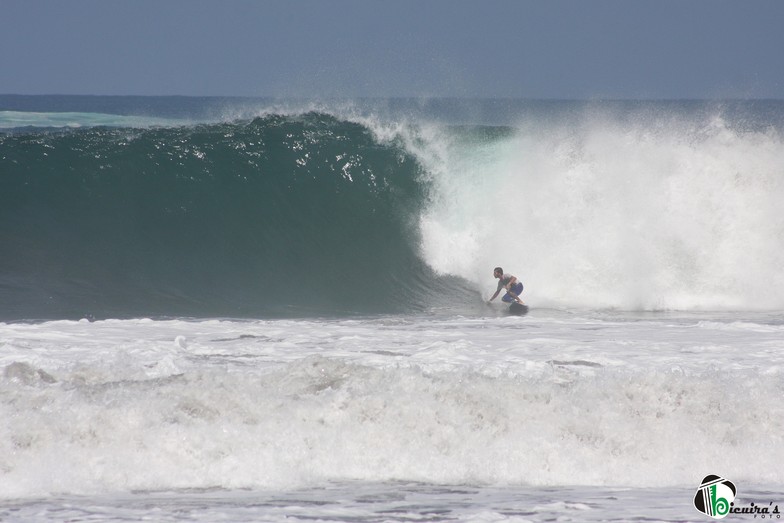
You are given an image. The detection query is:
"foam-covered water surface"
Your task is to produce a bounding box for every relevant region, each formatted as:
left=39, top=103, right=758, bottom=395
left=1, top=311, right=782, bottom=519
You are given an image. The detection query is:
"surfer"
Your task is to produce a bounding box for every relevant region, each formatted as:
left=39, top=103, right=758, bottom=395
left=488, top=267, right=524, bottom=305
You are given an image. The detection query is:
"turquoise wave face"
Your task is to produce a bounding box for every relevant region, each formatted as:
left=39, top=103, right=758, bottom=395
left=0, top=113, right=472, bottom=320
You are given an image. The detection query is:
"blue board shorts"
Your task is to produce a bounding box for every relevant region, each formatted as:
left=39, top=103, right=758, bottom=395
left=502, top=282, right=524, bottom=303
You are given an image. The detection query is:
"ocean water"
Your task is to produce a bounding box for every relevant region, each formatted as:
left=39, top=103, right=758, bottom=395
left=1, top=96, right=783, bottom=522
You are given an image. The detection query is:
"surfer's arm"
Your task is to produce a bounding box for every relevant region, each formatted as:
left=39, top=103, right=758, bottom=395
left=488, top=289, right=501, bottom=302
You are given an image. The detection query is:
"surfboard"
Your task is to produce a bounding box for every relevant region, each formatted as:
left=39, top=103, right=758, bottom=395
left=508, top=302, right=528, bottom=315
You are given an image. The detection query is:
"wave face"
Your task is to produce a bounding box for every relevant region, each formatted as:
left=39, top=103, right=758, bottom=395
left=0, top=113, right=466, bottom=319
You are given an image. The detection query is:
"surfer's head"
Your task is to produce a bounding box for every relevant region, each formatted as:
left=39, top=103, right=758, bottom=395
left=494, top=267, right=503, bottom=278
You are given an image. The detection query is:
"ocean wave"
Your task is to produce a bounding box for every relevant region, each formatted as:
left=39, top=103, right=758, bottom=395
left=2, top=102, right=784, bottom=319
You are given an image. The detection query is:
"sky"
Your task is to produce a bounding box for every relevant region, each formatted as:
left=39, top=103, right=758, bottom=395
left=2, top=0, right=784, bottom=99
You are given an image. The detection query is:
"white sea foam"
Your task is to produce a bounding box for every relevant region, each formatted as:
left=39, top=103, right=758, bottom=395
left=1, top=312, right=782, bottom=498
left=416, top=110, right=784, bottom=311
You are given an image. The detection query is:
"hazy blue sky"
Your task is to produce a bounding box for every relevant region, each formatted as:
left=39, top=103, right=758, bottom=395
left=2, top=0, right=783, bottom=99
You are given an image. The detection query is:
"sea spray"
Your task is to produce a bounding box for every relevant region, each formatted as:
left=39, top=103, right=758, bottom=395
left=419, top=108, right=784, bottom=310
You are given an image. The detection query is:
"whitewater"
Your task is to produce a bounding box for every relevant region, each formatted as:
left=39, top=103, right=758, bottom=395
left=1, top=96, right=783, bottom=522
